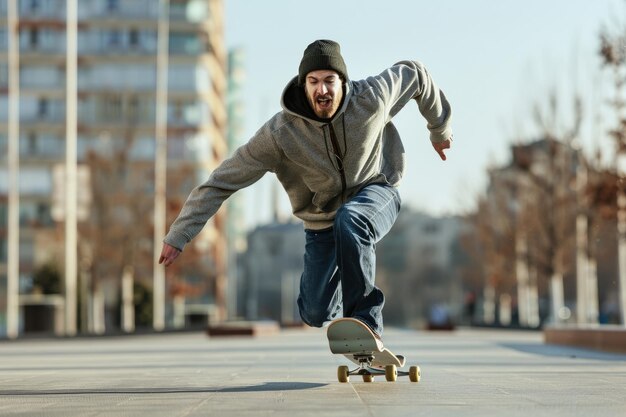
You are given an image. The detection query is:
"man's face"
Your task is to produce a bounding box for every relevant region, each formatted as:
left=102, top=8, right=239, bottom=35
left=304, top=70, right=343, bottom=119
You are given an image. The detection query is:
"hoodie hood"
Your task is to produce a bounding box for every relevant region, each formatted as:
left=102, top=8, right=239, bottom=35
left=280, top=76, right=352, bottom=126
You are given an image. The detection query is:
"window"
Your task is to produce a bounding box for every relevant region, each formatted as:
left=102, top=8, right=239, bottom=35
left=173, top=101, right=183, bottom=122
left=0, top=64, right=7, bottom=87
left=27, top=133, right=37, bottom=155
left=37, top=98, right=48, bottom=117
left=168, top=135, right=186, bottom=159
left=29, top=0, right=41, bottom=12
left=106, top=0, right=119, bottom=12
left=20, top=203, right=38, bottom=226
left=129, top=136, right=155, bottom=160
left=38, top=28, right=59, bottom=52
left=0, top=29, right=6, bottom=53
left=128, top=96, right=140, bottom=123
left=129, top=29, right=139, bottom=48
left=169, top=32, right=201, bottom=55
left=168, top=64, right=195, bottom=90
left=169, top=2, right=187, bottom=19
left=101, top=95, right=123, bottom=122
left=40, top=134, right=63, bottom=157
left=18, top=241, right=34, bottom=267
left=106, top=30, right=121, bottom=48
left=18, top=169, right=52, bottom=195
left=37, top=203, right=52, bottom=226
left=29, top=28, right=39, bottom=48
left=423, top=222, right=440, bottom=234
left=21, top=66, right=59, bottom=88
left=104, top=96, right=122, bottom=120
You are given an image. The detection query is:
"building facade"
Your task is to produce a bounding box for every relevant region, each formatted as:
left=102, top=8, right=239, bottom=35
left=376, top=208, right=466, bottom=328
left=0, top=0, right=227, bottom=333
left=239, top=221, right=305, bottom=325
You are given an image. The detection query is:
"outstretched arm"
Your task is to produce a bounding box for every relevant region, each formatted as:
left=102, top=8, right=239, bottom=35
left=162, top=122, right=281, bottom=258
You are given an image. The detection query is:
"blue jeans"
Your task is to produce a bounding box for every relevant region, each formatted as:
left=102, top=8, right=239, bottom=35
left=297, top=183, right=401, bottom=336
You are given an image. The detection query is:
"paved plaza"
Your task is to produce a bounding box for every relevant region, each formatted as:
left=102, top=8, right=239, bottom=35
left=0, top=326, right=625, bottom=416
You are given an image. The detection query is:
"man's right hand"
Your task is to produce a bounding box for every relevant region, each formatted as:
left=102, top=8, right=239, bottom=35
left=159, top=243, right=181, bottom=267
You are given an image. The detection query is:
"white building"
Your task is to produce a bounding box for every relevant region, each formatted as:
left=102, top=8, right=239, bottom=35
left=0, top=0, right=227, bottom=333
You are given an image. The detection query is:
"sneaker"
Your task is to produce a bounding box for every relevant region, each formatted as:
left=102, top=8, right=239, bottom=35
left=353, top=318, right=384, bottom=350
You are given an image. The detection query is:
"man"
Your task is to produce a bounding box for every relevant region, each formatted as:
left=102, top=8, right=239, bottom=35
left=159, top=39, right=452, bottom=338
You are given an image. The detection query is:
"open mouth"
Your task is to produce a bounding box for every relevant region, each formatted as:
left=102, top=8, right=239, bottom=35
left=316, top=96, right=332, bottom=108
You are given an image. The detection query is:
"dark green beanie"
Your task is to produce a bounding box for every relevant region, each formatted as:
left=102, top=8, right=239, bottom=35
left=298, top=40, right=348, bottom=85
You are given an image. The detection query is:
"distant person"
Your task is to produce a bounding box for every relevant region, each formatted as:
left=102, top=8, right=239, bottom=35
left=159, top=39, right=453, bottom=339
left=464, top=291, right=477, bottom=324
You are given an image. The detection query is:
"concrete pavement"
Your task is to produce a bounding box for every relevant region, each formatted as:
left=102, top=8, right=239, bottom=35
left=0, top=327, right=625, bottom=416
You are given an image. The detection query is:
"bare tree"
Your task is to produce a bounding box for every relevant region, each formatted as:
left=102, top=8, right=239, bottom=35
left=464, top=91, right=583, bottom=327
left=462, top=173, right=518, bottom=325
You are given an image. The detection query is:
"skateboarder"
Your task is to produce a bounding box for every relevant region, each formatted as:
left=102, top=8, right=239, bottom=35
left=159, top=39, right=453, bottom=338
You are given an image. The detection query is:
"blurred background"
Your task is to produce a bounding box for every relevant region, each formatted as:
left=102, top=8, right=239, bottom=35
left=0, top=0, right=625, bottom=338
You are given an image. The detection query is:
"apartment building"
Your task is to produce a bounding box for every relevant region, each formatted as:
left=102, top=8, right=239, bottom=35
left=0, top=0, right=227, bottom=332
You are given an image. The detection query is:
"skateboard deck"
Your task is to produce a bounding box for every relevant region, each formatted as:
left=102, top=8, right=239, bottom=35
left=327, top=318, right=420, bottom=383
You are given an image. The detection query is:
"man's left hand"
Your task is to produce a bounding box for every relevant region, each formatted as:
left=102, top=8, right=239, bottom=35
left=432, top=137, right=452, bottom=161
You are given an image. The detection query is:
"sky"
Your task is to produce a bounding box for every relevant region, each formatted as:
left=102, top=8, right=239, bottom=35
left=223, top=0, right=625, bottom=227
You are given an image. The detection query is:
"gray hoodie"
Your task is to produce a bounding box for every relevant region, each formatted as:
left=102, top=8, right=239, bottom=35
left=164, top=60, right=452, bottom=251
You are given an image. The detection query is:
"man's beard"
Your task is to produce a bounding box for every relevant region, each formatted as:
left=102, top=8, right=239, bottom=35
left=308, top=93, right=340, bottom=119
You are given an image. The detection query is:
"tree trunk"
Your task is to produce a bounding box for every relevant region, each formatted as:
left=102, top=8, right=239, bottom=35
left=121, top=266, right=135, bottom=332
left=483, top=285, right=495, bottom=324
left=516, top=235, right=530, bottom=326
left=618, top=189, right=626, bottom=325
left=550, top=272, right=565, bottom=324
left=499, top=293, right=512, bottom=326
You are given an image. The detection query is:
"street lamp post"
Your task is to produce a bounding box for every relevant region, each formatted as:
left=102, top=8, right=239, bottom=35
left=617, top=155, right=626, bottom=326
left=6, top=0, right=20, bottom=339
left=64, top=0, right=78, bottom=336
left=153, top=0, right=170, bottom=331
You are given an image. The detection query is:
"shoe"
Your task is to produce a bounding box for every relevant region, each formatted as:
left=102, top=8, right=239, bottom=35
left=353, top=317, right=384, bottom=350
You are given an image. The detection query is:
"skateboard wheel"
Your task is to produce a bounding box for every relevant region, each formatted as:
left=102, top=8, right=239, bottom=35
left=385, top=364, right=397, bottom=382
left=338, top=365, right=350, bottom=383
left=409, top=366, right=421, bottom=383
left=362, top=374, right=373, bottom=383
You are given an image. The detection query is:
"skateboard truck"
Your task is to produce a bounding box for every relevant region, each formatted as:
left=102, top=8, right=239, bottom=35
left=336, top=354, right=421, bottom=383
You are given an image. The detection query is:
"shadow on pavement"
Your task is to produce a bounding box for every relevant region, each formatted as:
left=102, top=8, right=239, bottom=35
left=0, top=382, right=328, bottom=396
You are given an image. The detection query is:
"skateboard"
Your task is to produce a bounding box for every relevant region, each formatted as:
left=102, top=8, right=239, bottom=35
left=327, top=317, right=421, bottom=383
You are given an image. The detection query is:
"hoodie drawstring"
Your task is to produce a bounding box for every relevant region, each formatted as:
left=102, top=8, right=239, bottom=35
left=322, top=116, right=348, bottom=202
